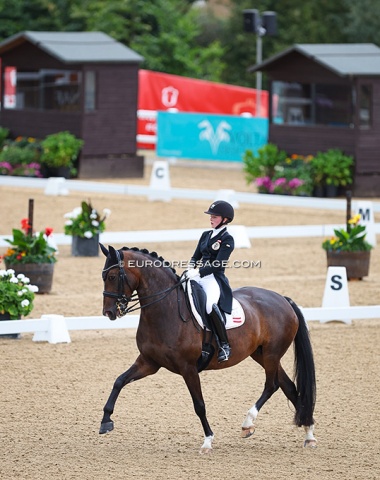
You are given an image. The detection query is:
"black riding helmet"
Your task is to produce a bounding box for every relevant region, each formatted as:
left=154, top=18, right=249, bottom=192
left=204, top=200, right=234, bottom=223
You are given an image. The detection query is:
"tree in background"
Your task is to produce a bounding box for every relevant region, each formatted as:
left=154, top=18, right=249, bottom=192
left=0, top=0, right=379, bottom=86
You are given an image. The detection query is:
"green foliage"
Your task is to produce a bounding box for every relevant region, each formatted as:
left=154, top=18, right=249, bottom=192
left=311, top=149, right=353, bottom=187
left=40, top=131, right=84, bottom=168
left=0, top=269, right=37, bottom=319
left=322, top=214, right=373, bottom=252
left=273, top=154, right=314, bottom=196
left=0, top=126, right=9, bottom=148
left=64, top=200, right=111, bottom=239
left=243, top=143, right=287, bottom=183
left=0, top=145, right=37, bottom=166
left=4, top=219, right=57, bottom=264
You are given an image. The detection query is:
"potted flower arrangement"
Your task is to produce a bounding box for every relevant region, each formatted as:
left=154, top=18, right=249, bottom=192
left=2, top=219, right=57, bottom=293
left=40, top=131, right=84, bottom=178
left=64, top=200, right=111, bottom=257
left=0, top=269, right=38, bottom=338
left=311, top=149, right=354, bottom=197
left=322, top=214, right=373, bottom=280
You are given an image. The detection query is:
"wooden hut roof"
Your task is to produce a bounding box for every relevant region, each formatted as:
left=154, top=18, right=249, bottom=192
left=248, top=43, right=380, bottom=77
left=0, top=31, right=144, bottom=64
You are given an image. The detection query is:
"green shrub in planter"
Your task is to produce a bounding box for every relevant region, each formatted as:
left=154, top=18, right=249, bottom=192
left=41, top=131, right=84, bottom=170
left=311, top=149, right=353, bottom=188
left=243, top=143, right=287, bottom=184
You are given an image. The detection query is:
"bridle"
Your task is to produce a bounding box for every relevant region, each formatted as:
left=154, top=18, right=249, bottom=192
left=102, top=249, right=187, bottom=316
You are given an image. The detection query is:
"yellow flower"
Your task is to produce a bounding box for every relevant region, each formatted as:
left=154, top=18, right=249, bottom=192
left=348, top=214, right=361, bottom=225
left=330, top=237, right=337, bottom=244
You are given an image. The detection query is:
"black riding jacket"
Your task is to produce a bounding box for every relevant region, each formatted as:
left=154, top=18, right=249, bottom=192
left=189, top=227, right=235, bottom=314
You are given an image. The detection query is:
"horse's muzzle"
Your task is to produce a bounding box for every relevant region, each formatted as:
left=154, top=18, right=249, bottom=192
left=103, top=308, right=117, bottom=321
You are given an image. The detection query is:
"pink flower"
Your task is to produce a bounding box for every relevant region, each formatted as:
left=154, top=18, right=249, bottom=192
left=288, top=178, right=304, bottom=189
left=274, top=177, right=287, bottom=187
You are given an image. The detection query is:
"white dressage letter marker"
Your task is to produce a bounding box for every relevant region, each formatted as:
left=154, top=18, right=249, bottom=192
left=44, top=177, right=69, bottom=196
left=148, top=160, right=172, bottom=201
left=215, top=189, right=239, bottom=209
left=228, top=225, right=251, bottom=248
left=355, top=201, right=376, bottom=247
left=322, top=267, right=350, bottom=323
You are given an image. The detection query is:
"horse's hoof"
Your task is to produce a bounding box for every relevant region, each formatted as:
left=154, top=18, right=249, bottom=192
left=241, top=426, right=255, bottom=438
left=99, top=421, right=114, bottom=434
left=199, top=447, right=212, bottom=455
left=304, top=439, right=317, bottom=448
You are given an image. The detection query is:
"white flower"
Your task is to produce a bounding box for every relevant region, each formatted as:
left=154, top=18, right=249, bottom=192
left=91, top=220, right=99, bottom=227
left=103, top=208, right=111, bottom=218
left=10, top=276, right=19, bottom=284
left=17, top=291, right=23, bottom=296
left=0, top=269, right=7, bottom=277
left=6, top=269, right=15, bottom=275
left=17, top=273, right=25, bottom=279
left=21, top=276, right=30, bottom=284
left=72, top=207, right=82, bottom=217
left=21, top=299, right=30, bottom=307
left=27, top=285, right=39, bottom=293
left=65, top=220, right=73, bottom=226
left=90, top=212, right=97, bottom=219
left=84, top=231, right=93, bottom=238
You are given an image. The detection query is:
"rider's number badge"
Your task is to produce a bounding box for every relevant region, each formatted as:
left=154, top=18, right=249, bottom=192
left=212, top=241, right=221, bottom=250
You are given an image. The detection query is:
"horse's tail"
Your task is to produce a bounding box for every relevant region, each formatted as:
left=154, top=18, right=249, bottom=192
left=284, top=296, right=316, bottom=427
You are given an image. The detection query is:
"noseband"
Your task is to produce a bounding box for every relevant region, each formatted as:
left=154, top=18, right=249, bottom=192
left=102, top=249, right=187, bottom=316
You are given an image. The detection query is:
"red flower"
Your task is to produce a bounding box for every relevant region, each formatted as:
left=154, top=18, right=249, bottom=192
left=21, top=218, right=32, bottom=233
left=45, top=227, right=53, bottom=237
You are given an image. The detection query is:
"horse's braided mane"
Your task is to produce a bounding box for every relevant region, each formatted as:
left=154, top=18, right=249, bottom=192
left=121, top=246, right=179, bottom=278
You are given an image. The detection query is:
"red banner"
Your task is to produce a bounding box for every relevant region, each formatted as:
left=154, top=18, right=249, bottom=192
left=137, top=69, right=268, bottom=149
left=4, top=66, right=17, bottom=109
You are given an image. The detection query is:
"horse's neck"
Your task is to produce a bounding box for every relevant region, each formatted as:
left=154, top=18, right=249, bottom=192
left=134, top=266, right=176, bottom=302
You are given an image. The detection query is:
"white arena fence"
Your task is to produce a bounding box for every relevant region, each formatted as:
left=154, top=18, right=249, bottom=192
left=2, top=224, right=380, bottom=248
left=1, top=306, right=380, bottom=343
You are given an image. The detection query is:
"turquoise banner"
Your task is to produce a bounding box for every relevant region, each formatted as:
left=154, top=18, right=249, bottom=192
left=156, top=112, right=268, bottom=162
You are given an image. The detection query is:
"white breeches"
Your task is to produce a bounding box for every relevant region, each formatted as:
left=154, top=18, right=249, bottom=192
left=193, top=273, right=221, bottom=314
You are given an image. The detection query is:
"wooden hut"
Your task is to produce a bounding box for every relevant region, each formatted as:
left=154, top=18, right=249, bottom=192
left=248, top=43, right=380, bottom=196
left=0, top=31, right=144, bottom=178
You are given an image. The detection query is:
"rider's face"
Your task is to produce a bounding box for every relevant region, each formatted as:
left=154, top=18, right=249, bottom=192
left=209, top=215, right=223, bottom=228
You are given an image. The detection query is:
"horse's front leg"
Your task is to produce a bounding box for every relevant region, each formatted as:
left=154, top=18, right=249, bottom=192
left=99, top=354, right=159, bottom=434
left=181, top=365, right=214, bottom=454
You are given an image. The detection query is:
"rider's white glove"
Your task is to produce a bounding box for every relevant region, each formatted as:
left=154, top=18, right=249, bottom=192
left=186, top=269, right=199, bottom=280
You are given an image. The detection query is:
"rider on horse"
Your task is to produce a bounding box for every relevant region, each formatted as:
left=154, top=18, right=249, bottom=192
left=185, top=200, right=235, bottom=363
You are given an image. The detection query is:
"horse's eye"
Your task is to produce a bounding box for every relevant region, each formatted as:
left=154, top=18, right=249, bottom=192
left=108, top=274, right=116, bottom=281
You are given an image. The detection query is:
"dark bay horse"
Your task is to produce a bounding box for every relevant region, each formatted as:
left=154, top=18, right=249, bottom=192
left=99, top=245, right=317, bottom=453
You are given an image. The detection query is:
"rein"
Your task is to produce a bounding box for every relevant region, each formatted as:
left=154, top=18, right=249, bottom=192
left=102, top=249, right=187, bottom=316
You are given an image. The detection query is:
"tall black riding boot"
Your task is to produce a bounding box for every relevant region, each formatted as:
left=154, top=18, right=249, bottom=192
left=209, top=303, right=231, bottom=363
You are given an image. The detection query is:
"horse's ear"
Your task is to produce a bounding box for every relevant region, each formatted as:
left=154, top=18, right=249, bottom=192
left=108, top=245, right=118, bottom=262
left=99, top=243, right=109, bottom=257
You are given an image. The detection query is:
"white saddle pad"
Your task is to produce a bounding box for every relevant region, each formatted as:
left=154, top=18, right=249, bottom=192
left=185, top=279, right=245, bottom=330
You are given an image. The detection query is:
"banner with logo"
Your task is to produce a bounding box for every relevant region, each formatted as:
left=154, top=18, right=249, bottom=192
left=156, top=112, right=268, bottom=162
left=137, top=69, right=268, bottom=149
left=4, top=66, right=17, bottom=109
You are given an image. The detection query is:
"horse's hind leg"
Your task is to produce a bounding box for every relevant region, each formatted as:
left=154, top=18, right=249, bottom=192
left=99, top=354, right=159, bottom=434
left=278, top=364, right=317, bottom=447
left=241, top=356, right=280, bottom=438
